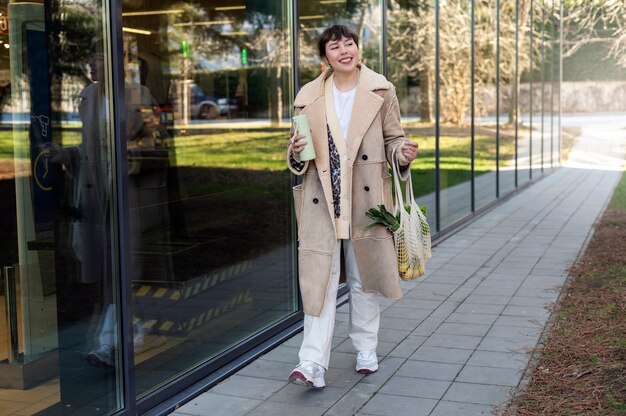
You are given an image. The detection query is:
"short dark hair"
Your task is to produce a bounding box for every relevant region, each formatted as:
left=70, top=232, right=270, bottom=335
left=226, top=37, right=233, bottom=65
left=318, top=25, right=359, bottom=58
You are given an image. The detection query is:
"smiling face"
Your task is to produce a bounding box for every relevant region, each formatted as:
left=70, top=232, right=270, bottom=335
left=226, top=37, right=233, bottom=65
left=323, top=36, right=359, bottom=75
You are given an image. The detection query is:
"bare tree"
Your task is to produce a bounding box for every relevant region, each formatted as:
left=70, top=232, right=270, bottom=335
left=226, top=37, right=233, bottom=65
left=562, top=0, right=626, bottom=66
left=387, top=0, right=435, bottom=121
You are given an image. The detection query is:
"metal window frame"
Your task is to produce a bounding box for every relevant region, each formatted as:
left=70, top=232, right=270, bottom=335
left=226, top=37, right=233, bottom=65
left=514, top=0, right=519, bottom=188
left=470, top=0, right=476, bottom=212
left=109, top=0, right=134, bottom=412
left=496, top=0, right=501, bottom=199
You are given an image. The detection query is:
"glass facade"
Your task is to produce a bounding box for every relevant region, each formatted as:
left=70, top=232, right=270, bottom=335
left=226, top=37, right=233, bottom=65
left=0, top=0, right=561, bottom=414
left=120, top=1, right=298, bottom=399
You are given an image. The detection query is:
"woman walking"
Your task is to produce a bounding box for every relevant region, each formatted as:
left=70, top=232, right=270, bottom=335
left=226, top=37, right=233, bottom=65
left=286, top=25, right=419, bottom=388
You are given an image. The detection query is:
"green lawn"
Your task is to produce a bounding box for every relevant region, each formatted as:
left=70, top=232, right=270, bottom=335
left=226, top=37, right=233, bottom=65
left=609, top=172, right=626, bottom=211
left=0, top=128, right=523, bottom=198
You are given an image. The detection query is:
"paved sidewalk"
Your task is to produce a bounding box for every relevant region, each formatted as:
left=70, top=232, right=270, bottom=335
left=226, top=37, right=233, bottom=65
left=171, top=124, right=625, bottom=416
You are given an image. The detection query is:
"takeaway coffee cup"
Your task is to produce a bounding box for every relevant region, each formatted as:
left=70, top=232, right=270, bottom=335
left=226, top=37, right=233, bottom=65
left=292, top=114, right=316, bottom=161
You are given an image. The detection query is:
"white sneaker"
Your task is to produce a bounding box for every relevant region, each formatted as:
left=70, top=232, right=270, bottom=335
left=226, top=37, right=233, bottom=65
left=84, top=344, right=115, bottom=368
left=288, top=360, right=326, bottom=388
left=356, top=350, right=378, bottom=374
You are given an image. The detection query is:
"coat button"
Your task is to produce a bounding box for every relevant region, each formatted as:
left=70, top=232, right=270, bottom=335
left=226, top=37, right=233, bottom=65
left=364, top=186, right=370, bottom=192
left=312, top=198, right=319, bottom=204
left=362, top=155, right=368, bottom=160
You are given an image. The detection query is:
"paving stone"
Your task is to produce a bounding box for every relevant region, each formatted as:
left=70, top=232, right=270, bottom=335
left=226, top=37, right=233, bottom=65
left=174, top=393, right=262, bottom=416
left=472, top=285, right=520, bottom=296
left=456, top=365, right=523, bottom=387
left=377, top=341, right=399, bottom=357
left=403, top=289, right=448, bottom=301
left=396, top=360, right=462, bottom=381
left=324, top=367, right=364, bottom=389
left=238, top=359, right=295, bottom=381
left=477, top=336, right=539, bottom=353
left=259, top=345, right=299, bottom=364
left=487, top=324, right=542, bottom=340
left=381, top=306, right=431, bottom=320
left=494, top=315, right=545, bottom=328
left=393, top=298, right=443, bottom=310
left=358, top=392, right=438, bottom=416
left=436, top=322, right=491, bottom=337
left=282, top=332, right=303, bottom=348
left=379, top=376, right=451, bottom=399
left=442, top=382, right=513, bottom=405
left=446, top=312, right=499, bottom=325
left=411, top=316, right=446, bottom=336
left=429, top=400, right=496, bottom=416
left=409, top=346, right=473, bottom=364
left=210, top=375, right=287, bottom=400
left=324, top=382, right=379, bottom=416
left=422, top=333, right=483, bottom=350
left=246, top=401, right=326, bottom=416
left=379, top=316, right=424, bottom=331
left=269, top=383, right=346, bottom=408
left=359, top=357, right=405, bottom=387
left=378, top=328, right=411, bottom=343
left=501, top=305, right=550, bottom=318
left=507, top=295, right=555, bottom=307
left=328, top=351, right=358, bottom=370
left=467, top=350, right=529, bottom=370
left=455, top=303, right=506, bottom=315
left=388, top=335, right=428, bottom=358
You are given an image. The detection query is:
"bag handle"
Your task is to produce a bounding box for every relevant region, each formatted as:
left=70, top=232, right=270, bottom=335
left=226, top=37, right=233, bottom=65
left=391, top=145, right=414, bottom=220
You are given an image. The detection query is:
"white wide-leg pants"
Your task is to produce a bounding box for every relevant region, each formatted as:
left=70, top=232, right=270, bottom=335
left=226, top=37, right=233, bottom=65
left=298, top=239, right=380, bottom=370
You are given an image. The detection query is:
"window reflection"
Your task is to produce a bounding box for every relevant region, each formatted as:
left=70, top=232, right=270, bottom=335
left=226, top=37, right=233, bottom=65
left=474, top=0, right=498, bottom=208
left=387, top=0, right=436, bottom=229
left=0, top=0, right=123, bottom=414
left=438, top=0, right=472, bottom=228
left=121, top=0, right=298, bottom=398
left=518, top=0, right=533, bottom=184
left=499, top=0, right=518, bottom=195
left=299, top=0, right=383, bottom=86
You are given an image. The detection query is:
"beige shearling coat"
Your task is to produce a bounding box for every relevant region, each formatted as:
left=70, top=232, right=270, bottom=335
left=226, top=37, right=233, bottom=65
left=287, top=64, right=410, bottom=316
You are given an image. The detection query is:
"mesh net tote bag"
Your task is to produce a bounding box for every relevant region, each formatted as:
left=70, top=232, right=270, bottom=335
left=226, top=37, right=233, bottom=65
left=391, top=146, right=432, bottom=280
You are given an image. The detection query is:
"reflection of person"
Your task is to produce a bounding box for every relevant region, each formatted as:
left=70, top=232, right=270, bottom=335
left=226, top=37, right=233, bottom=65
left=44, top=52, right=116, bottom=367
left=286, top=25, right=419, bottom=388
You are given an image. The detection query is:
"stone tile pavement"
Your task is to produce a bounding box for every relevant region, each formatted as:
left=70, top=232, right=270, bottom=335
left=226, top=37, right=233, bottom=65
left=170, top=121, right=625, bottom=416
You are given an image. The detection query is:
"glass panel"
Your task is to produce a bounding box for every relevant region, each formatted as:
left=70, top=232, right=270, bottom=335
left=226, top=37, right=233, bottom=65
left=531, top=0, right=542, bottom=177
left=0, top=1, right=123, bottom=414
left=554, top=0, right=561, bottom=166
left=549, top=0, right=559, bottom=169
left=518, top=0, right=532, bottom=185
left=299, top=0, right=383, bottom=86
left=498, top=0, right=517, bottom=195
left=387, top=0, right=437, bottom=230
left=543, top=0, right=553, bottom=172
left=439, top=0, right=472, bottom=228
left=474, top=0, right=498, bottom=209
left=121, top=0, right=297, bottom=398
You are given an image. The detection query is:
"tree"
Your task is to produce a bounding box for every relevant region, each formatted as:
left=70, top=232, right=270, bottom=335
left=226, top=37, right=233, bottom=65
left=387, top=0, right=435, bottom=121
left=562, top=0, right=626, bottom=66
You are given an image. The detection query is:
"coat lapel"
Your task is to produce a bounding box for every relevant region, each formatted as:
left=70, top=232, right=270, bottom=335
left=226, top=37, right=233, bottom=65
left=346, top=72, right=385, bottom=164
left=299, top=97, right=335, bottom=225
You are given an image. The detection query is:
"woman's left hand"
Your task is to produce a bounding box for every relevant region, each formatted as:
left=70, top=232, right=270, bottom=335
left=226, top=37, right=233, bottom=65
left=401, top=140, right=419, bottom=163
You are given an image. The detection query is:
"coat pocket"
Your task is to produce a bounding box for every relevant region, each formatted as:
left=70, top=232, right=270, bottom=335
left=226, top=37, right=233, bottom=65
left=292, top=184, right=304, bottom=228
left=352, top=161, right=391, bottom=240
left=381, top=174, right=392, bottom=211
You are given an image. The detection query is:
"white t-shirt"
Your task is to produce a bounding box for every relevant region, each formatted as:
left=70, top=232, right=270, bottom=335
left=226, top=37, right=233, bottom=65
left=332, top=82, right=356, bottom=140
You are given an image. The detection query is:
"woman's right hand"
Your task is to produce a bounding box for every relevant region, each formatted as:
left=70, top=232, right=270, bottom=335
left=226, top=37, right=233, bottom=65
left=289, top=130, right=308, bottom=154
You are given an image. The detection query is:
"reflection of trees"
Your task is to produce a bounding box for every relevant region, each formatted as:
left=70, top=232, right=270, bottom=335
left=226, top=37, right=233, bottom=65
left=146, top=2, right=292, bottom=123
left=387, top=0, right=549, bottom=126
left=439, top=0, right=472, bottom=125
left=562, top=0, right=626, bottom=67
left=48, top=3, right=100, bottom=115
left=387, top=0, right=434, bottom=121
